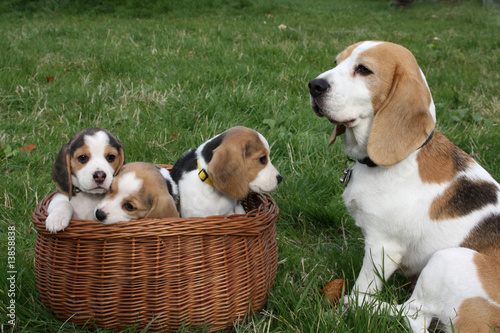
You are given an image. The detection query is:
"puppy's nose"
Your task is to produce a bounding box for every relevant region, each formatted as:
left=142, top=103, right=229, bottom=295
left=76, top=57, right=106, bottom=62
left=95, top=209, right=107, bottom=222
left=308, top=79, right=330, bottom=98
left=277, top=174, right=283, bottom=184
left=93, top=171, right=107, bottom=184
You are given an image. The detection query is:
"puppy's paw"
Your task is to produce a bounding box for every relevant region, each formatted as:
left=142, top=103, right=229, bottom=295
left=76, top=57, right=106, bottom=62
left=45, top=210, right=72, bottom=233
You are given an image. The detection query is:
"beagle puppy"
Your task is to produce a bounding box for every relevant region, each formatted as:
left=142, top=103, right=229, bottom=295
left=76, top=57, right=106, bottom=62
left=94, top=162, right=179, bottom=224
left=309, top=41, right=500, bottom=332
left=46, top=127, right=125, bottom=232
left=170, top=126, right=282, bottom=218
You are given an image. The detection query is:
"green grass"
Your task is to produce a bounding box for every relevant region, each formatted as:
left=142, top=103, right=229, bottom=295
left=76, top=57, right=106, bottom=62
left=1, top=0, right=499, bottom=332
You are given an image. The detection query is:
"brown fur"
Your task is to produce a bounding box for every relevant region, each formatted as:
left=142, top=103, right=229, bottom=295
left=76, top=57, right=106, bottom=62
left=417, top=131, right=473, bottom=184
left=362, top=43, right=435, bottom=167
left=208, top=126, right=268, bottom=200
left=454, top=297, right=500, bottom=333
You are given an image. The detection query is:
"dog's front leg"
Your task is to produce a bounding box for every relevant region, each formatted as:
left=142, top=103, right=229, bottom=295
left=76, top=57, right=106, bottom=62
left=46, top=193, right=73, bottom=232
left=346, top=240, right=403, bottom=307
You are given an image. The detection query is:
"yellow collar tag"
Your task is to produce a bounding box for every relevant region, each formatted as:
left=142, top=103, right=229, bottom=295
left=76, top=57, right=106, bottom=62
left=197, top=160, right=215, bottom=187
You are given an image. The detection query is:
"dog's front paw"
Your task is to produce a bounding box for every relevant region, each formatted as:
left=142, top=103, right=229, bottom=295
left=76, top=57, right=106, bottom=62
left=45, top=210, right=72, bottom=233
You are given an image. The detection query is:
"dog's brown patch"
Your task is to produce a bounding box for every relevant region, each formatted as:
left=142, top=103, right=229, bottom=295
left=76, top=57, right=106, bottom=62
left=70, top=145, right=91, bottom=174
left=473, top=251, right=500, bottom=304
left=417, top=131, right=473, bottom=184
left=104, top=145, right=124, bottom=176
left=429, top=178, right=498, bottom=221
left=454, top=297, right=500, bottom=333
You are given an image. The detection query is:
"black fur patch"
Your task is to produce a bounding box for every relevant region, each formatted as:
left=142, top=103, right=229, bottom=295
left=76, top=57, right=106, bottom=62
left=461, top=214, right=500, bottom=253
left=428, top=317, right=446, bottom=333
left=447, top=177, right=498, bottom=217
left=201, top=132, right=226, bottom=163
left=170, top=149, right=197, bottom=183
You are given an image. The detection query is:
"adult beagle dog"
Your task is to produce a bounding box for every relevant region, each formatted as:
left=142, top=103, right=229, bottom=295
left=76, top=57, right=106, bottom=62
left=170, top=126, right=283, bottom=218
left=308, top=41, right=500, bottom=332
left=45, top=127, right=125, bottom=232
left=94, top=162, right=179, bottom=224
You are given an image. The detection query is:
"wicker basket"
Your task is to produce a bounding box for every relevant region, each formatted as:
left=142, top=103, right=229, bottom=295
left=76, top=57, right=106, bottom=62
left=32, top=166, right=279, bottom=332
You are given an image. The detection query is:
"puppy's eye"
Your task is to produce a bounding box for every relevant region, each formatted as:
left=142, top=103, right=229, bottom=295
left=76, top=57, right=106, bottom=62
left=77, top=154, right=88, bottom=164
left=259, top=156, right=267, bottom=165
left=355, top=65, right=372, bottom=76
left=123, top=202, right=135, bottom=211
left=106, top=154, right=116, bottom=163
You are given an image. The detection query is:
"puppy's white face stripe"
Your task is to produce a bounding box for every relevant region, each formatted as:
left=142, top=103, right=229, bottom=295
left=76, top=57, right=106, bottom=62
left=95, top=171, right=143, bottom=223
left=72, top=131, right=116, bottom=193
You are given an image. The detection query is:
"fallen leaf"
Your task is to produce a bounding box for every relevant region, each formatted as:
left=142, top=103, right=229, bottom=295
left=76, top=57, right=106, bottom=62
left=321, top=279, right=345, bottom=306
left=47, top=76, right=54, bottom=83
left=20, top=144, right=36, bottom=153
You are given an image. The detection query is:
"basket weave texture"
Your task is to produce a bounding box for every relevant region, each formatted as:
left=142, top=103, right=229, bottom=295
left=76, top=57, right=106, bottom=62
left=32, top=168, right=279, bottom=332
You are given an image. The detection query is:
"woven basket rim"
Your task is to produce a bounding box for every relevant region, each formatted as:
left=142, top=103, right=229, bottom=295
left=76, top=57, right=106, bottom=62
left=33, top=190, right=279, bottom=239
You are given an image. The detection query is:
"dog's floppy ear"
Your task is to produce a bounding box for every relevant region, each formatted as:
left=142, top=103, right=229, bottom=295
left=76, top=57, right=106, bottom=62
left=367, top=65, right=435, bottom=167
left=114, top=143, right=126, bottom=176
left=328, top=124, right=346, bottom=147
left=208, top=143, right=250, bottom=200
left=51, top=142, right=73, bottom=199
left=145, top=193, right=179, bottom=219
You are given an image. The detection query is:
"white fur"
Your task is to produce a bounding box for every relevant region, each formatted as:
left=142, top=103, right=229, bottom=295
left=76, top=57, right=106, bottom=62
left=178, top=166, right=245, bottom=217
left=311, top=41, right=500, bottom=332
left=46, top=192, right=103, bottom=232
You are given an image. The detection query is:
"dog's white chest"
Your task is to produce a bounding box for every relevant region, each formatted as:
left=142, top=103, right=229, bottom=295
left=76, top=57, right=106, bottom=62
left=70, top=192, right=104, bottom=220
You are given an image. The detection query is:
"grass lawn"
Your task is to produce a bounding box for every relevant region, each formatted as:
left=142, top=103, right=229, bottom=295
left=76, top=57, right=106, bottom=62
left=1, top=0, right=499, bottom=331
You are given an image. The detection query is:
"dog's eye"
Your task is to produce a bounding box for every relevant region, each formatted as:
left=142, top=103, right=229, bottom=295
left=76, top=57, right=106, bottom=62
left=106, top=154, right=116, bottom=163
left=123, top=202, right=135, bottom=211
left=355, top=64, right=372, bottom=76
left=259, top=156, right=267, bottom=165
left=77, top=154, right=88, bottom=164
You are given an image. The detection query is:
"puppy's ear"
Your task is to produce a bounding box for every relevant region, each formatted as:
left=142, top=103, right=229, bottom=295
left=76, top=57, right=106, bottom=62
left=114, top=144, right=125, bottom=176
left=208, top=144, right=250, bottom=200
left=367, top=65, right=434, bottom=167
left=145, top=193, right=179, bottom=219
left=51, top=142, right=73, bottom=199
left=328, top=124, right=346, bottom=147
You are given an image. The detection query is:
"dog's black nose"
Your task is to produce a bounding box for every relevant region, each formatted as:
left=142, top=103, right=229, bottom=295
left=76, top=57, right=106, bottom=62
left=93, top=171, right=107, bottom=184
left=277, top=174, right=283, bottom=184
left=308, top=79, right=330, bottom=98
left=95, top=209, right=107, bottom=222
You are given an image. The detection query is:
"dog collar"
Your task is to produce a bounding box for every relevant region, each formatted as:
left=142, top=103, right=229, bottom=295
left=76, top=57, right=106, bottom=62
left=197, top=160, right=215, bottom=187
left=341, top=130, right=435, bottom=186
left=357, top=130, right=435, bottom=168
